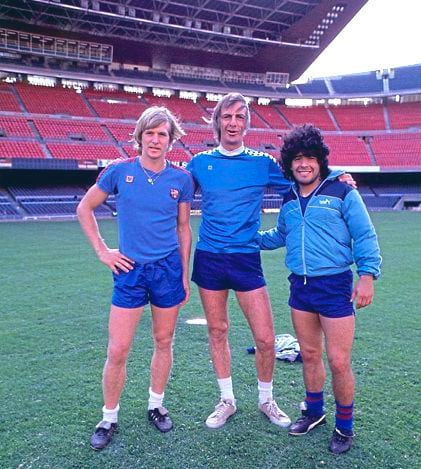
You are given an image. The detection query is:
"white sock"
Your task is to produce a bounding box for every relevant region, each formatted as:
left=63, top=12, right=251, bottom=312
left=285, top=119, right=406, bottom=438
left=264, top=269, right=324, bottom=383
left=102, top=404, right=119, bottom=423
left=258, top=380, right=273, bottom=405
left=148, top=388, right=164, bottom=410
left=217, top=377, right=235, bottom=402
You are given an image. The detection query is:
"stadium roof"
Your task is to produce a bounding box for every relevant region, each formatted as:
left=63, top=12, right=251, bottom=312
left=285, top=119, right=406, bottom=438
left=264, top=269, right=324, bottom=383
left=0, top=0, right=368, bottom=80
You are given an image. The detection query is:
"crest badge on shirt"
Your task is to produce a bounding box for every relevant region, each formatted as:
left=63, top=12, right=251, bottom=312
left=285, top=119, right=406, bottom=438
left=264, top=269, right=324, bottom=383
left=125, top=175, right=134, bottom=183
left=170, top=188, right=179, bottom=199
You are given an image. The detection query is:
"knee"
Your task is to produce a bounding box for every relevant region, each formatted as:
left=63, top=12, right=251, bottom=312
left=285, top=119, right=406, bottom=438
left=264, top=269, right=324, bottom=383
left=107, top=343, right=131, bottom=366
left=300, top=345, right=323, bottom=365
left=153, top=333, right=174, bottom=352
left=255, top=333, right=275, bottom=354
left=208, top=321, right=229, bottom=343
left=328, top=355, right=351, bottom=376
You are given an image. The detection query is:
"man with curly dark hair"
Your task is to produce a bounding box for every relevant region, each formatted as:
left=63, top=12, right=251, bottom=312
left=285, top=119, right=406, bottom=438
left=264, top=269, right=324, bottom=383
left=187, top=94, right=356, bottom=431
left=281, top=124, right=330, bottom=181
left=258, top=124, right=381, bottom=454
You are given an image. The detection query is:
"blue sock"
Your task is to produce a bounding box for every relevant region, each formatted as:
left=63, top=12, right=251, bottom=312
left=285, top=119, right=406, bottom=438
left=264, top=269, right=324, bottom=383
left=305, top=390, right=324, bottom=417
left=335, top=401, right=354, bottom=434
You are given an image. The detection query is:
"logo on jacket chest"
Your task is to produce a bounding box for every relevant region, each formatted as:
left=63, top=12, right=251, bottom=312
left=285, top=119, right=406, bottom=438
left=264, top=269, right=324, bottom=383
left=170, top=188, right=179, bottom=199
left=319, top=198, right=331, bottom=205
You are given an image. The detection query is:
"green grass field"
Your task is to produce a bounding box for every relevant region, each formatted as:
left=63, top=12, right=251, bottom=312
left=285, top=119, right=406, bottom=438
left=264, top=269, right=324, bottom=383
left=1, top=212, right=420, bottom=469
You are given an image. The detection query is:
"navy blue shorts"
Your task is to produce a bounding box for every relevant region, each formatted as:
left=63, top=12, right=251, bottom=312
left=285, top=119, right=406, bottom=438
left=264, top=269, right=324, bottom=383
left=288, top=270, right=355, bottom=318
left=111, top=249, right=185, bottom=309
left=191, top=249, right=266, bottom=292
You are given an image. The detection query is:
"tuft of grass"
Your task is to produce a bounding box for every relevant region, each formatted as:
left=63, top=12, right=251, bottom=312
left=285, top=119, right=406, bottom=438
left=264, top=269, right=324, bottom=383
left=0, top=212, right=420, bottom=468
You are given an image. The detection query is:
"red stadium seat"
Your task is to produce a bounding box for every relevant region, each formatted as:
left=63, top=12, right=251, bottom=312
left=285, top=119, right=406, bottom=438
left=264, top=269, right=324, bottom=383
left=47, top=143, right=122, bottom=160
left=88, top=99, right=147, bottom=119
left=371, top=133, right=421, bottom=168
left=323, top=135, right=372, bottom=165
left=34, top=119, right=110, bottom=141
left=251, top=103, right=290, bottom=130
left=387, top=102, right=421, bottom=130
left=144, top=94, right=207, bottom=124
left=0, top=87, right=22, bottom=113
left=277, top=105, right=336, bottom=131
left=0, top=117, right=34, bottom=137
left=106, top=123, right=135, bottom=142
left=329, top=104, right=386, bottom=131
left=0, top=140, right=45, bottom=158
left=15, top=83, right=93, bottom=117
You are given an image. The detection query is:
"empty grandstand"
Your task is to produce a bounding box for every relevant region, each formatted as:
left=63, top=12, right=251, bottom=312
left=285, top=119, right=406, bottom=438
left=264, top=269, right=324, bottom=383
left=0, top=0, right=420, bottom=220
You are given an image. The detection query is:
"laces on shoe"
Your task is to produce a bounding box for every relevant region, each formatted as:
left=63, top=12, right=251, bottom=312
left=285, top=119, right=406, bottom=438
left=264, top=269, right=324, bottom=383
left=336, top=433, right=348, bottom=443
left=214, top=400, right=232, bottom=416
left=264, top=399, right=282, bottom=416
left=95, top=427, right=109, bottom=437
left=149, top=408, right=168, bottom=422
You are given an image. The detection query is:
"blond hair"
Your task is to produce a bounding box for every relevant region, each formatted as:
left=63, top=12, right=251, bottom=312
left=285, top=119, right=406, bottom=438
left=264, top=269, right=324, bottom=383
left=132, top=106, right=185, bottom=153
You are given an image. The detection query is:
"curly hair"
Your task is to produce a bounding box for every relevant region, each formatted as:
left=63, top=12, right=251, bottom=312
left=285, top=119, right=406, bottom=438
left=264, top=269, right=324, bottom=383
left=281, top=124, right=330, bottom=180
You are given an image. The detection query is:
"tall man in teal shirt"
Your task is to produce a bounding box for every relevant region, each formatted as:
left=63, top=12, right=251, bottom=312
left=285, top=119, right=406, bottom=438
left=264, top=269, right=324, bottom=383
left=187, top=93, right=293, bottom=429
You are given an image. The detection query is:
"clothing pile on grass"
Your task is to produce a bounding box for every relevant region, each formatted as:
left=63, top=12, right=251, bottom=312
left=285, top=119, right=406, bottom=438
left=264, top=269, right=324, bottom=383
left=247, top=334, right=302, bottom=363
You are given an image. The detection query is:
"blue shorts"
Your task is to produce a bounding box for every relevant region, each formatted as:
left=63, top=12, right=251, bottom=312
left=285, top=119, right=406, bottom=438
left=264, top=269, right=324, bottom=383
left=191, top=249, right=266, bottom=292
left=112, top=249, right=185, bottom=309
left=288, top=270, right=355, bottom=318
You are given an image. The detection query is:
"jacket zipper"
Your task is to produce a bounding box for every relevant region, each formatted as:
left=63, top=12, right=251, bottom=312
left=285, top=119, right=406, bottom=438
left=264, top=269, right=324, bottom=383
left=293, top=178, right=330, bottom=284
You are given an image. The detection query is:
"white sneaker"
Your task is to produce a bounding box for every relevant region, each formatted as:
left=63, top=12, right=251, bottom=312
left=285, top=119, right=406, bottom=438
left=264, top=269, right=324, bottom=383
left=205, top=399, right=237, bottom=429
left=259, top=398, right=291, bottom=428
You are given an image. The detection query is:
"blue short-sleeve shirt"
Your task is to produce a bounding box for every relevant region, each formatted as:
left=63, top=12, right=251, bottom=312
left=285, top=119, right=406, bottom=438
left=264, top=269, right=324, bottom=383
left=97, top=157, right=193, bottom=263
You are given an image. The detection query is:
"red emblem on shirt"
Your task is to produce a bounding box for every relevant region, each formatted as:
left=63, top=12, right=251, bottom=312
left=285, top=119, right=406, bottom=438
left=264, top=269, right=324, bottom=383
left=170, top=188, right=179, bottom=199
left=125, top=175, right=134, bottom=183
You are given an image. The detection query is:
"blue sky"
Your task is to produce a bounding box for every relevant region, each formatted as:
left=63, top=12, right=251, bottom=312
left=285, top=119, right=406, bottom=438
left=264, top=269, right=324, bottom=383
left=297, top=0, right=421, bottom=81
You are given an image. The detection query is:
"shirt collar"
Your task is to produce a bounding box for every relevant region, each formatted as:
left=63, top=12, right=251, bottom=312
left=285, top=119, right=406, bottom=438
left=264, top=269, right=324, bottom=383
left=217, top=144, right=245, bottom=156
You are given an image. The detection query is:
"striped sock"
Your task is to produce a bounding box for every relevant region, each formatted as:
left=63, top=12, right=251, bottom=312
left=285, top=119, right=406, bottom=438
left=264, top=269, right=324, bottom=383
left=305, top=390, right=324, bottom=417
left=335, top=401, right=354, bottom=434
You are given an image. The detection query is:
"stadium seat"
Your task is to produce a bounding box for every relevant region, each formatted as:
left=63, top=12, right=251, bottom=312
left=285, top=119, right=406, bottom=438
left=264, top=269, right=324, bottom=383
left=371, top=133, right=421, bottom=168
left=0, top=117, right=34, bottom=137
left=0, top=140, right=45, bottom=158
left=15, top=83, right=93, bottom=117
left=329, top=104, right=386, bottom=130
left=277, top=105, right=336, bottom=131
left=34, top=119, right=110, bottom=141
left=47, top=143, right=122, bottom=160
